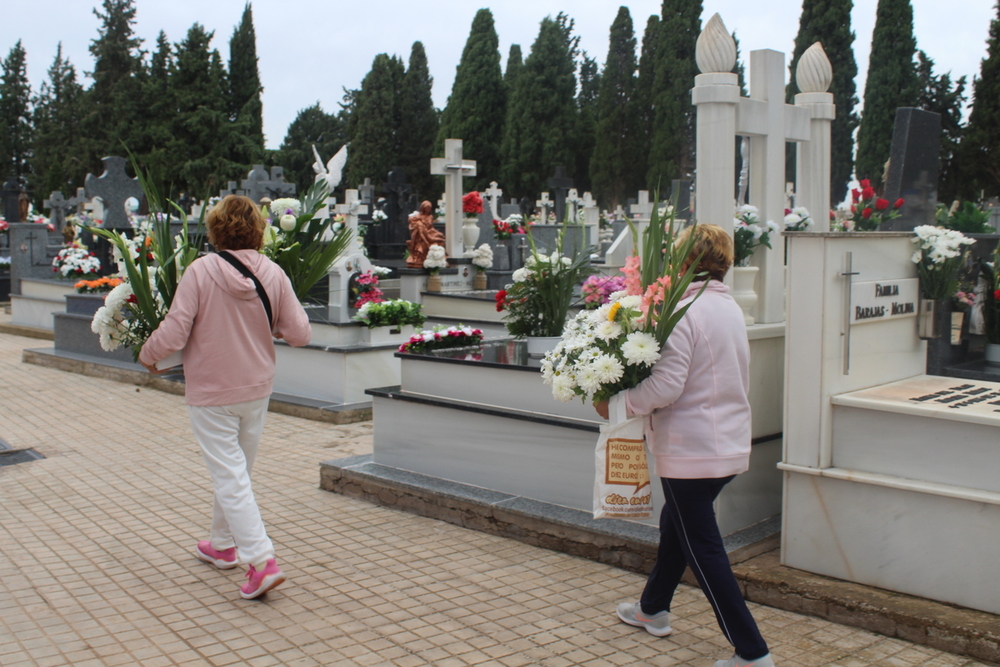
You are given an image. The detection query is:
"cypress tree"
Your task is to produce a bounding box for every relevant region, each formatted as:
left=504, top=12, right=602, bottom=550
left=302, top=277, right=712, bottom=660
left=647, top=0, right=702, bottom=190
left=505, top=44, right=523, bottom=93
left=855, top=0, right=919, bottom=189
left=348, top=53, right=404, bottom=186
left=82, top=0, right=145, bottom=172
left=500, top=13, right=579, bottom=198
left=591, top=7, right=641, bottom=208
left=142, top=32, right=179, bottom=195
left=787, top=0, right=859, bottom=205
left=33, top=44, right=85, bottom=205
left=0, top=41, right=33, bottom=184
left=915, top=50, right=966, bottom=204
left=633, top=15, right=660, bottom=196
left=171, top=24, right=234, bottom=197
left=959, top=3, right=1000, bottom=199
left=574, top=53, right=600, bottom=194
left=398, top=42, right=439, bottom=200
left=276, top=103, right=345, bottom=194
left=228, top=3, right=264, bottom=159
left=437, top=8, right=505, bottom=189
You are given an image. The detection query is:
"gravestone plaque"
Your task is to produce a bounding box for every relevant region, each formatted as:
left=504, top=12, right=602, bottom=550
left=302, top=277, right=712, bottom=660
left=84, top=156, right=144, bottom=230
left=882, top=108, right=941, bottom=232
left=546, top=166, right=573, bottom=222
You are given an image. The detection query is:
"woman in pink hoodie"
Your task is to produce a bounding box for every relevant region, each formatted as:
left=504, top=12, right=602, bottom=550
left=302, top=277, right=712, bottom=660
left=139, top=195, right=311, bottom=600
left=597, top=225, right=773, bottom=667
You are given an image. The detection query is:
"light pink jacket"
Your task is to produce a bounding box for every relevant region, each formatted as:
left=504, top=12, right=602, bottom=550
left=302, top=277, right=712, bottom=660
left=623, top=280, right=751, bottom=479
left=138, top=249, right=311, bottom=406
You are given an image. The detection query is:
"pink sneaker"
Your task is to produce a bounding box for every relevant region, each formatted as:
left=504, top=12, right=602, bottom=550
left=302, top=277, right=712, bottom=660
left=240, top=559, right=285, bottom=599
left=195, top=541, right=238, bottom=569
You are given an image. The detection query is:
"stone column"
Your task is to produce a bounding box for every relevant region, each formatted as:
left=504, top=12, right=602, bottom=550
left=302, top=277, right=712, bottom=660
left=795, top=43, right=836, bottom=233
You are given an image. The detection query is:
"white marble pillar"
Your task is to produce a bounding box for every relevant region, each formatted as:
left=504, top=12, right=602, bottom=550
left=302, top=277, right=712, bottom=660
left=795, top=43, right=836, bottom=233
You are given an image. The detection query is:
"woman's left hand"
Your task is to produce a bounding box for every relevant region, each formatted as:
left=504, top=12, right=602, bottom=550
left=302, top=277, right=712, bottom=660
left=594, top=399, right=609, bottom=420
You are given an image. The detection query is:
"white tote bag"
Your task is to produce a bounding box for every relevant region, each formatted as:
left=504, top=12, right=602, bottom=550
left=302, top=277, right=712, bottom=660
left=593, top=395, right=653, bottom=519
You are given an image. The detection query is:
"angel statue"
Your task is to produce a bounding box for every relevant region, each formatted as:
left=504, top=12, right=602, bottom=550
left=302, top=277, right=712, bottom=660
left=312, top=143, right=349, bottom=193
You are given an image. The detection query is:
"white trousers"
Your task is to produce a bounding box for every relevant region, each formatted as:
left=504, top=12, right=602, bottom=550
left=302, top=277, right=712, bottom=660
left=187, top=397, right=274, bottom=567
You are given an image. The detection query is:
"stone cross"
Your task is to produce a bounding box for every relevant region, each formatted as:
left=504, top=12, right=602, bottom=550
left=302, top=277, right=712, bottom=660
left=430, top=138, right=477, bottom=257
left=84, top=156, right=144, bottom=229
left=241, top=165, right=295, bottom=204
left=546, top=166, right=574, bottom=222
left=73, top=187, right=89, bottom=213
left=1, top=177, right=22, bottom=222
left=535, top=192, right=553, bottom=222
left=613, top=204, right=626, bottom=221
left=630, top=191, right=655, bottom=221
left=358, top=177, right=375, bottom=218
left=44, top=191, right=76, bottom=231
left=381, top=167, right=412, bottom=244
left=485, top=181, right=504, bottom=220
left=334, top=189, right=368, bottom=252
left=566, top=188, right=583, bottom=222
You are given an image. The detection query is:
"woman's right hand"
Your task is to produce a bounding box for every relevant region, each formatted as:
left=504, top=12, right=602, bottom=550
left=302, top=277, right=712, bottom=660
left=594, top=399, right=609, bottom=420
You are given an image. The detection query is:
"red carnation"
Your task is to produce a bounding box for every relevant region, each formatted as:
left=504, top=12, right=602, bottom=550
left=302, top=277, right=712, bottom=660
left=829, top=210, right=835, bottom=220
left=851, top=188, right=861, bottom=203
left=462, top=191, right=484, bottom=215
left=860, top=179, right=871, bottom=188
left=894, top=198, right=904, bottom=209
left=995, top=289, right=1000, bottom=301
left=494, top=289, right=507, bottom=312
left=875, top=198, right=889, bottom=211
left=861, top=187, right=876, bottom=200
left=861, top=208, right=873, bottom=219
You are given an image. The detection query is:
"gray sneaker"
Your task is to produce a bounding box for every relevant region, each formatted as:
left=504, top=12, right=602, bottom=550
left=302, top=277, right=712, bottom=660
left=616, top=602, right=673, bottom=637
left=714, top=654, right=775, bottom=667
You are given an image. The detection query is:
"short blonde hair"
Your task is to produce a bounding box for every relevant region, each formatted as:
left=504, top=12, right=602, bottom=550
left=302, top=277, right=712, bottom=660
left=677, top=224, right=733, bottom=282
left=206, top=195, right=266, bottom=251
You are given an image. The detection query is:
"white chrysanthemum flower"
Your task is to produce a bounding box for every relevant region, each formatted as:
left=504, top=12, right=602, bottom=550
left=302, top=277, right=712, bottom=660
left=592, top=354, right=625, bottom=384
left=607, top=289, right=628, bottom=302
left=576, top=365, right=602, bottom=394
left=595, top=320, right=623, bottom=341
left=618, top=295, right=642, bottom=311
left=622, top=331, right=661, bottom=366
left=552, top=375, right=577, bottom=402
left=512, top=267, right=531, bottom=282
left=270, top=198, right=301, bottom=217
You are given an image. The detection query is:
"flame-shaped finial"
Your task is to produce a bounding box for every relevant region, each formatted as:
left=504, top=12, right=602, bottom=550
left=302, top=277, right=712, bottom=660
left=696, top=14, right=736, bottom=74
left=796, top=42, right=833, bottom=93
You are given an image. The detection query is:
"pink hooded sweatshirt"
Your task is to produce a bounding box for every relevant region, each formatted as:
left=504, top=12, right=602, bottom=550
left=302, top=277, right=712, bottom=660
left=138, top=249, right=311, bottom=406
left=623, top=280, right=751, bottom=479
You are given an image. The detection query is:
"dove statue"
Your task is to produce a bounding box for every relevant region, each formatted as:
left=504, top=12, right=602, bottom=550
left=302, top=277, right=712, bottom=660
left=311, top=143, right=349, bottom=193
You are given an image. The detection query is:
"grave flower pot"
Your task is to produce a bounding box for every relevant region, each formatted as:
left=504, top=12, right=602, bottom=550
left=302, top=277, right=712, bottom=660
left=473, top=271, right=487, bottom=290
left=525, top=336, right=561, bottom=358
left=426, top=273, right=442, bottom=292
left=985, top=343, right=1000, bottom=366
left=917, top=299, right=947, bottom=339
left=463, top=218, right=480, bottom=253
left=731, top=266, right=759, bottom=325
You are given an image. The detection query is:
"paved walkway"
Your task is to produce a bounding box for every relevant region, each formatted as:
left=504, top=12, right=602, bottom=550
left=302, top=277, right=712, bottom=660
left=0, top=329, right=988, bottom=667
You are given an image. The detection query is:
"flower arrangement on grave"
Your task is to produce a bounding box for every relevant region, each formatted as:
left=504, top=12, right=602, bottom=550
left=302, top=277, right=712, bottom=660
left=936, top=201, right=993, bottom=235
left=783, top=207, right=813, bottom=232
left=462, top=191, right=483, bottom=216
left=52, top=244, right=102, bottom=279
left=259, top=181, right=353, bottom=302
left=733, top=205, right=779, bottom=266
left=981, top=243, right=1000, bottom=345
left=74, top=276, right=124, bottom=294
left=423, top=244, right=448, bottom=274
left=581, top=275, right=627, bottom=309
left=353, top=299, right=425, bottom=329
left=471, top=243, right=493, bottom=273
left=911, top=226, right=974, bottom=301
left=495, top=225, right=594, bottom=338
left=0, top=217, right=8, bottom=232
left=540, top=206, right=706, bottom=403
left=398, top=324, right=484, bottom=354
left=371, top=209, right=388, bottom=223
left=350, top=269, right=387, bottom=309
left=848, top=179, right=904, bottom=231
left=86, top=152, right=202, bottom=359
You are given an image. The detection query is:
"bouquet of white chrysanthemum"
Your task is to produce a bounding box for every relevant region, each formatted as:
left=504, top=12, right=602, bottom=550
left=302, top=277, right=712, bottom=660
left=542, top=201, right=706, bottom=403
left=911, top=225, right=974, bottom=300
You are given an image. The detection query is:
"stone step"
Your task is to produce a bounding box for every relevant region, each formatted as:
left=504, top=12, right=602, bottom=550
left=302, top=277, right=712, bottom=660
left=53, top=311, right=134, bottom=363
left=421, top=290, right=503, bottom=323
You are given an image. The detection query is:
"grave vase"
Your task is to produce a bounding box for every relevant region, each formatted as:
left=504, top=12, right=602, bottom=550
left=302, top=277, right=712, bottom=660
left=426, top=272, right=441, bottom=292
left=473, top=270, right=487, bottom=290
left=984, top=343, right=1000, bottom=366
left=525, top=336, right=561, bottom=358
left=917, top=299, right=947, bottom=340
left=463, top=217, right=480, bottom=253
left=731, top=266, right=759, bottom=326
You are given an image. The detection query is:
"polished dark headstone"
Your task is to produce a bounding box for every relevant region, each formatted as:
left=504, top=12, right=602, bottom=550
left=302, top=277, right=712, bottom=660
left=882, top=108, right=941, bottom=232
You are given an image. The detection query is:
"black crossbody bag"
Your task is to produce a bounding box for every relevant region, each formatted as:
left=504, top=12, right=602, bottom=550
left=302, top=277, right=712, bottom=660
left=217, top=251, right=274, bottom=330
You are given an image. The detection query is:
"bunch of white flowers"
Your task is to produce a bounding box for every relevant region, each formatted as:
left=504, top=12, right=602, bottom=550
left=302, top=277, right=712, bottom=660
left=90, top=279, right=165, bottom=352
left=783, top=206, right=813, bottom=231
left=541, top=293, right=662, bottom=403
left=52, top=245, right=102, bottom=278
left=471, top=243, right=493, bottom=269
left=423, top=244, right=448, bottom=271
left=911, top=226, right=974, bottom=265
left=734, top=205, right=779, bottom=266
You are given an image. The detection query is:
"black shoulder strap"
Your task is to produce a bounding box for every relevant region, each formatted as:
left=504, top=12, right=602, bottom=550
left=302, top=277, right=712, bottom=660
left=217, top=251, right=274, bottom=330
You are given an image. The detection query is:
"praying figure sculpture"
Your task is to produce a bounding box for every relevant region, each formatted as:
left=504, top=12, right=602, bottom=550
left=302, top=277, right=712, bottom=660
left=406, top=200, right=447, bottom=268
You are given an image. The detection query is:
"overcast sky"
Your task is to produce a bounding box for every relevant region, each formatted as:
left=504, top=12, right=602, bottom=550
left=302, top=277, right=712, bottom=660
left=2, top=1, right=995, bottom=150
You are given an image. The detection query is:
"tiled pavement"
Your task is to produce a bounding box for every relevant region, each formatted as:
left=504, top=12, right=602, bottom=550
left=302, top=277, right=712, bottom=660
left=0, top=329, right=989, bottom=667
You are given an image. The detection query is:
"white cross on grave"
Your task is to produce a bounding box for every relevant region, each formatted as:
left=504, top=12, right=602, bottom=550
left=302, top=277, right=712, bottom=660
left=334, top=189, right=368, bottom=252
left=430, top=138, right=477, bottom=258
left=631, top=190, right=654, bottom=222
left=485, top=181, right=503, bottom=220
left=580, top=191, right=600, bottom=228
left=536, top=192, right=552, bottom=222
left=566, top=188, right=582, bottom=222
